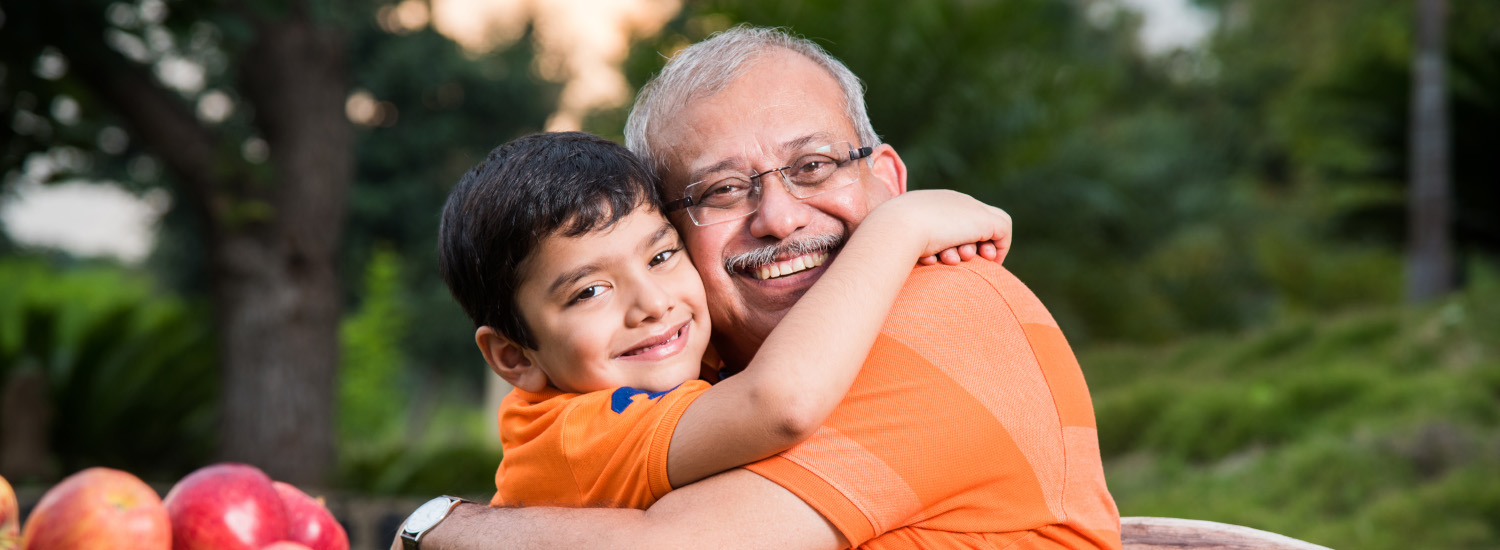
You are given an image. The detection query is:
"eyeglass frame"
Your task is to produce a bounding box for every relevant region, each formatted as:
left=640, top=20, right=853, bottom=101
left=663, top=142, right=875, bottom=227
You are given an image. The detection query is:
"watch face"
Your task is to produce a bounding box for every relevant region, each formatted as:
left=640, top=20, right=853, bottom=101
left=404, top=497, right=454, bottom=533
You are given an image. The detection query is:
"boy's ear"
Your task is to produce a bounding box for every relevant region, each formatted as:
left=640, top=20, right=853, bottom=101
left=475, top=326, right=550, bottom=393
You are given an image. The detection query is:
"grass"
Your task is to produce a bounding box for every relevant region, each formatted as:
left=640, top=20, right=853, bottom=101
left=1082, top=270, right=1500, bottom=549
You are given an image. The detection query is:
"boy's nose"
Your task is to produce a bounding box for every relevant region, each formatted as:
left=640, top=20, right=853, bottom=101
left=626, top=282, right=672, bottom=327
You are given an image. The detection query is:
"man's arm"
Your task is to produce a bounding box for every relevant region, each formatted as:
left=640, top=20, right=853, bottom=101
left=405, top=469, right=848, bottom=550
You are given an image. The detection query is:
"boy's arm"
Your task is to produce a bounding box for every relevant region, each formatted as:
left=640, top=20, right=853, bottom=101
left=665, top=190, right=1011, bottom=487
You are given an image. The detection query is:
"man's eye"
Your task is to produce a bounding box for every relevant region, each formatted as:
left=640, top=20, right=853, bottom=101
left=796, top=160, right=830, bottom=173
left=695, top=179, right=750, bottom=207
left=650, top=249, right=678, bottom=266
left=790, top=155, right=838, bottom=182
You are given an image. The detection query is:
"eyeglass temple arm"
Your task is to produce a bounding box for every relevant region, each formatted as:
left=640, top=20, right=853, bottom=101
left=851, top=146, right=873, bottom=160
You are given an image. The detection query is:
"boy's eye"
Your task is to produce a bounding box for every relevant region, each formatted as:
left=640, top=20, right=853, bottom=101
left=572, top=284, right=608, bottom=303
left=650, top=249, right=678, bottom=267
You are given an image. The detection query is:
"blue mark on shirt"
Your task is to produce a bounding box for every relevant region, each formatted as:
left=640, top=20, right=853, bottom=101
left=610, top=384, right=681, bottom=414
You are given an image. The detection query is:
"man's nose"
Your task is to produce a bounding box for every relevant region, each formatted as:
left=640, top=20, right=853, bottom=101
left=626, top=279, right=672, bottom=327
left=747, top=171, right=813, bottom=240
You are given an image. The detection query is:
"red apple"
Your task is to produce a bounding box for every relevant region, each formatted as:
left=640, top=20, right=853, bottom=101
left=259, top=543, right=312, bottom=550
left=272, top=482, right=347, bottom=550
left=1, top=474, right=21, bottom=549
left=18, top=467, right=170, bottom=550
left=163, top=463, right=288, bottom=550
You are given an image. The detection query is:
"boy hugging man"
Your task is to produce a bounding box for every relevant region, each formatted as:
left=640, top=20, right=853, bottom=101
left=437, top=131, right=1010, bottom=508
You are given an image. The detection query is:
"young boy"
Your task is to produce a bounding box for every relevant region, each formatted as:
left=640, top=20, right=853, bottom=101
left=438, top=132, right=1010, bottom=509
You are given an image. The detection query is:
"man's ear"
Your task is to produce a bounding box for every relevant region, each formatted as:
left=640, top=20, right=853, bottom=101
left=476, top=326, right=550, bottom=393
left=866, top=143, right=908, bottom=197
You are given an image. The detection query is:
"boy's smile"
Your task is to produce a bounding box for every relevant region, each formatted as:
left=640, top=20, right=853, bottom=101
left=509, top=207, right=711, bottom=394
left=617, top=319, right=692, bottom=361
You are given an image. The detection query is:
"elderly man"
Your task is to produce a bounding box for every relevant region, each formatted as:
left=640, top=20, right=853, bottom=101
left=399, top=25, right=1120, bottom=550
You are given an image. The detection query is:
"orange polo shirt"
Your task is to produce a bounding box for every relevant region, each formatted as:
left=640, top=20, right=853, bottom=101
left=743, top=261, right=1121, bottom=549
left=491, top=380, right=709, bottom=508
left=491, top=261, right=1119, bottom=549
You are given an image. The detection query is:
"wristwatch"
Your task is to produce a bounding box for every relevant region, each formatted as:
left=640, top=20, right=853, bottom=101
left=400, top=495, right=473, bottom=549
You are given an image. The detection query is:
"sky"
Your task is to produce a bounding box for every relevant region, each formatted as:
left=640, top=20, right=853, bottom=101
left=1118, top=0, right=1215, bottom=53
left=0, top=0, right=1214, bottom=263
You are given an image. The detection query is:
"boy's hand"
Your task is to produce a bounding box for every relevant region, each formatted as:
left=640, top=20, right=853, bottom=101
left=918, top=241, right=1004, bottom=266
left=871, top=190, right=1012, bottom=266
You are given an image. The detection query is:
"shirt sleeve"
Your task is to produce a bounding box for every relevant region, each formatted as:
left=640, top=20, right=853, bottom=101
left=496, top=380, right=709, bottom=509
left=745, top=262, right=1117, bottom=548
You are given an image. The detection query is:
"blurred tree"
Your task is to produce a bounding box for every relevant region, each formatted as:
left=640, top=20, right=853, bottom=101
left=2, top=0, right=558, bottom=485
left=1, top=0, right=352, bottom=484
left=1406, top=0, right=1452, bottom=301
left=338, top=21, right=554, bottom=389
left=1195, top=0, right=1498, bottom=296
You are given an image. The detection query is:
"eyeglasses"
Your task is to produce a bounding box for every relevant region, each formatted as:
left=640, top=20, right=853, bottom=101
left=665, top=142, right=873, bottom=226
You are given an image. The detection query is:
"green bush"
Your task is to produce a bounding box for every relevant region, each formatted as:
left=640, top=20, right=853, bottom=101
left=336, top=398, right=502, bottom=496
left=0, top=257, right=216, bottom=481
left=333, top=247, right=504, bottom=497
left=1087, top=264, right=1500, bottom=549
left=339, top=246, right=410, bottom=448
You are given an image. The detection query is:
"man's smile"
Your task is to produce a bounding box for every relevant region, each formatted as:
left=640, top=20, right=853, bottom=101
left=752, top=251, right=829, bottom=280
left=724, top=233, right=846, bottom=282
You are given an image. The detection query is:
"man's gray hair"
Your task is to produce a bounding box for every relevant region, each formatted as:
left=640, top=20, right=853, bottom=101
left=623, top=25, right=881, bottom=175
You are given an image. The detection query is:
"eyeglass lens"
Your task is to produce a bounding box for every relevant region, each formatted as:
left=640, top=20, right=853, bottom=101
left=682, top=142, right=867, bottom=226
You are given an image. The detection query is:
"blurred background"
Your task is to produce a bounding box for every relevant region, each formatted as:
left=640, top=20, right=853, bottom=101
left=1, top=0, right=1497, bottom=548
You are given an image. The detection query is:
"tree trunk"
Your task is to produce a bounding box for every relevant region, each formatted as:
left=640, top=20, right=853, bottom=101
left=216, top=18, right=351, bottom=486
left=11, top=1, right=351, bottom=485
left=1406, top=0, right=1452, bottom=301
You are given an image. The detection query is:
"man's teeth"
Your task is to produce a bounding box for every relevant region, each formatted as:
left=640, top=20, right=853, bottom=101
left=754, top=252, right=829, bottom=280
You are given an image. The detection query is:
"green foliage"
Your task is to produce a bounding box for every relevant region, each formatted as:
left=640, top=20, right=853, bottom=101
left=1201, top=0, right=1500, bottom=259
left=339, top=441, right=502, bottom=497
left=326, top=23, right=557, bottom=492
left=335, top=247, right=502, bottom=495
left=340, top=22, right=558, bottom=384
left=1253, top=229, right=1404, bottom=314
left=336, top=398, right=502, bottom=496
left=339, top=246, right=409, bottom=446
left=607, top=0, right=1341, bottom=345
left=607, top=0, right=1499, bottom=346
left=1089, top=263, right=1500, bottom=549
left=0, top=257, right=216, bottom=481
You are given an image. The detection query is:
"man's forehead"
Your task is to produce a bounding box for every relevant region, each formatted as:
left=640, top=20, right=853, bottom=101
left=687, top=131, right=840, bottom=174
left=655, top=52, right=852, bottom=187
left=660, top=107, right=853, bottom=183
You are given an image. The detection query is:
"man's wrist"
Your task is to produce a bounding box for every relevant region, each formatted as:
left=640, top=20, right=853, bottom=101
left=399, top=496, right=477, bottom=550
left=414, top=501, right=484, bottom=550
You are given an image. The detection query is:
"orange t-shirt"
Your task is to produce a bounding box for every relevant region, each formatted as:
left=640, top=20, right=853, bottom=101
left=490, top=380, right=709, bottom=508
left=743, top=262, right=1122, bottom=549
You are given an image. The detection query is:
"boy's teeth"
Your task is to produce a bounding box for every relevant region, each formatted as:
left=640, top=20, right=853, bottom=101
left=627, top=326, right=682, bottom=356
left=754, top=252, right=829, bottom=280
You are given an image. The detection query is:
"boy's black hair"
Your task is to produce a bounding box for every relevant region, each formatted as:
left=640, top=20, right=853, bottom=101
left=438, top=131, right=665, bottom=350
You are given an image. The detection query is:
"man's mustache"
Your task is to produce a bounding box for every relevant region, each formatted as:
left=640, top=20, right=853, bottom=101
left=723, top=233, right=846, bottom=276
